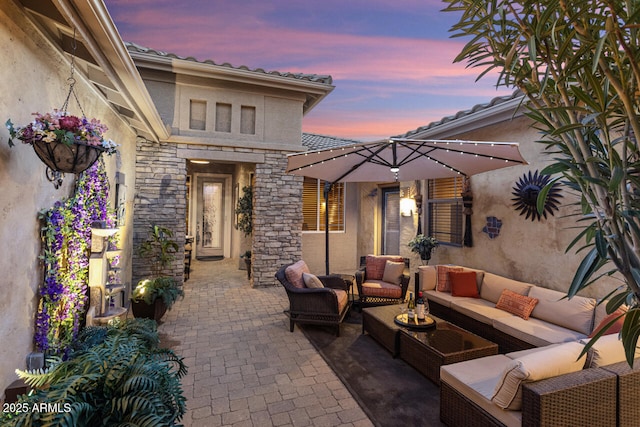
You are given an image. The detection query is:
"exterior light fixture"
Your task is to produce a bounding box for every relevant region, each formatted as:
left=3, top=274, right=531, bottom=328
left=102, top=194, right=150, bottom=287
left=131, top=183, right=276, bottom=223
left=390, top=166, right=400, bottom=173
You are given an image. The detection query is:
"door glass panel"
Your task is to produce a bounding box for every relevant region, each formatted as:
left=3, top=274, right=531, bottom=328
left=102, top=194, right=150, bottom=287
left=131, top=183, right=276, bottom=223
left=202, top=182, right=223, bottom=248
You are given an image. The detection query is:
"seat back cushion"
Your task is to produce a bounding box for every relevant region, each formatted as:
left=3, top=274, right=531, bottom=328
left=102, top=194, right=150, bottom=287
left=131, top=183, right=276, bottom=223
left=480, top=272, right=532, bottom=303
left=366, top=255, right=404, bottom=280
left=303, top=272, right=324, bottom=289
left=491, top=341, right=587, bottom=410
left=382, top=260, right=405, bottom=285
left=418, top=265, right=437, bottom=291
left=285, top=260, right=310, bottom=289
left=580, top=333, right=640, bottom=368
left=436, top=265, right=463, bottom=292
left=529, top=286, right=596, bottom=335
left=449, top=271, right=480, bottom=298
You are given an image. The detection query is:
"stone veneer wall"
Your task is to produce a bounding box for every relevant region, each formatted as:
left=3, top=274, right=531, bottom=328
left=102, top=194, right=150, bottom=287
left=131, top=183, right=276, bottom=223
left=132, top=137, right=187, bottom=285
left=252, top=152, right=303, bottom=287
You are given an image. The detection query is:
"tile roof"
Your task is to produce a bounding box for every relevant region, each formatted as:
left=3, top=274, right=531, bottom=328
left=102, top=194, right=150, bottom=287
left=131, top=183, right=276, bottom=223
left=396, top=90, right=524, bottom=138
left=301, top=133, right=363, bottom=151
left=125, top=42, right=333, bottom=85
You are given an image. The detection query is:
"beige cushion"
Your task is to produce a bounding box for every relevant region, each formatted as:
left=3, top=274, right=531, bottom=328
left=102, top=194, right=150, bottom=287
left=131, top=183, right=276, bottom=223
left=480, top=272, right=532, bottom=303
left=493, top=316, right=587, bottom=347
left=529, top=286, right=596, bottom=335
left=580, top=334, right=640, bottom=368
left=285, top=260, right=310, bottom=289
left=335, top=289, right=349, bottom=312
left=451, top=298, right=515, bottom=325
left=491, top=341, right=587, bottom=410
left=361, top=280, right=402, bottom=299
left=382, top=260, right=405, bottom=285
left=440, top=355, right=523, bottom=426
left=418, top=266, right=437, bottom=291
left=303, top=272, right=324, bottom=289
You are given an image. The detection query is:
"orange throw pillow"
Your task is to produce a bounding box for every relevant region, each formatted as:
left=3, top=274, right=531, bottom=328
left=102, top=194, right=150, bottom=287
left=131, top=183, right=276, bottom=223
left=436, top=265, right=463, bottom=292
left=496, top=289, right=539, bottom=320
left=449, top=271, right=480, bottom=298
left=589, top=308, right=626, bottom=338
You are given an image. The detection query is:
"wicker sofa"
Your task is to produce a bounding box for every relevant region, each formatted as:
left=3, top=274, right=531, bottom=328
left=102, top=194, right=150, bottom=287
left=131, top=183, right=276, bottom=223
left=415, top=265, right=637, bottom=426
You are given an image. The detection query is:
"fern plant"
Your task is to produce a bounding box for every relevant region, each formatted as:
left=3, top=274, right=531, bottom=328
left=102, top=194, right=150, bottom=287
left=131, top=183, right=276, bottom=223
left=1, top=319, right=187, bottom=426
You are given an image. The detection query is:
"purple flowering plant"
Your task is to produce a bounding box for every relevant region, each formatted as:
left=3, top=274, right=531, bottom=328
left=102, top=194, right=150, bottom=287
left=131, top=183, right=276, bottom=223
left=6, top=109, right=117, bottom=154
left=35, top=158, right=115, bottom=358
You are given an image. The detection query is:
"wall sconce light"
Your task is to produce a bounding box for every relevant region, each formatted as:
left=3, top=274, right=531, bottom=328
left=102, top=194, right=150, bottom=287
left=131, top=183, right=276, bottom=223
left=400, top=197, right=415, bottom=217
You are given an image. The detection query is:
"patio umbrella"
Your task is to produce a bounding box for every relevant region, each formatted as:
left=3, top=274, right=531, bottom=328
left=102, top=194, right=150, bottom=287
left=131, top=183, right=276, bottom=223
left=286, top=138, right=528, bottom=273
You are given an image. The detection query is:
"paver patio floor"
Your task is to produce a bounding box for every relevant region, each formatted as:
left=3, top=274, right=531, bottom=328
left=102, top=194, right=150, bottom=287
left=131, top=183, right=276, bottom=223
left=158, top=258, right=373, bottom=427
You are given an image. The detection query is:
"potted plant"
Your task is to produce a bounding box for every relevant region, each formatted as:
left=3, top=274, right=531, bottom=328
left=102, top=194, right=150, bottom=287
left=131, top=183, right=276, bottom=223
left=408, top=234, right=439, bottom=265
left=6, top=109, right=117, bottom=174
left=235, top=185, right=253, bottom=277
left=131, top=225, right=184, bottom=321
left=240, top=250, right=251, bottom=279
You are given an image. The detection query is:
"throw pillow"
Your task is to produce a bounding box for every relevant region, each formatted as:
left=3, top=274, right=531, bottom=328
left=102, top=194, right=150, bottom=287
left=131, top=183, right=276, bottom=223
left=588, top=308, right=626, bottom=338
left=495, top=289, right=539, bottom=320
left=449, top=271, right=480, bottom=298
left=365, top=255, right=403, bottom=280
left=382, top=261, right=405, bottom=285
left=303, top=272, right=324, bottom=289
left=285, top=260, right=310, bottom=289
left=436, top=265, right=463, bottom=292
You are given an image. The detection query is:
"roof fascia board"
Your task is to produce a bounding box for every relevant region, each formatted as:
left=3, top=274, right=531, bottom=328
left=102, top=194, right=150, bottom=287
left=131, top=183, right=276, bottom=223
left=51, top=0, right=169, bottom=141
left=406, top=95, right=527, bottom=140
left=129, top=51, right=334, bottom=100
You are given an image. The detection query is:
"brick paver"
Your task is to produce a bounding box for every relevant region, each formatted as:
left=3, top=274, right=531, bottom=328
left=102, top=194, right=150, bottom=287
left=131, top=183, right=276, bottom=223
left=159, top=258, right=373, bottom=427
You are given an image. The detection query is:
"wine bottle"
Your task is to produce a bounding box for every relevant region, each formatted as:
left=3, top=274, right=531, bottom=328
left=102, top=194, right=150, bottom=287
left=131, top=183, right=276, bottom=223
left=416, top=291, right=425, bottom=320
left=407, top=292, right=415, bottom=321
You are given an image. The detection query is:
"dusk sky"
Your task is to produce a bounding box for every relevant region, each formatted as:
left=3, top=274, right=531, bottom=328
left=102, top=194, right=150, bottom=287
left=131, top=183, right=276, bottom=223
left=104, top=0, right=513, bottom=141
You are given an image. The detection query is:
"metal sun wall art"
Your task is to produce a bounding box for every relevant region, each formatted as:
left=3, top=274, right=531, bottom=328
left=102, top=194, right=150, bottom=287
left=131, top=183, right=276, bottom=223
left=512, top=170, right=562, bottom=221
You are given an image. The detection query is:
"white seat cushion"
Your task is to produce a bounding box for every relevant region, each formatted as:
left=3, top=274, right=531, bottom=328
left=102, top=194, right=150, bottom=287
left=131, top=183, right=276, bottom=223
left=440, top=355, right=522, bottom=427
left=493, top=316, right=586, bottom=347
left=450, top=298, right=515, bottom=325
left=425, top=289, right=475, bottom=308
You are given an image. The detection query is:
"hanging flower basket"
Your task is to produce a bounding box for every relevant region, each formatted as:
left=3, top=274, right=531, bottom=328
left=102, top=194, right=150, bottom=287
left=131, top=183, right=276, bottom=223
left=6, top=110, right=117, bottom=175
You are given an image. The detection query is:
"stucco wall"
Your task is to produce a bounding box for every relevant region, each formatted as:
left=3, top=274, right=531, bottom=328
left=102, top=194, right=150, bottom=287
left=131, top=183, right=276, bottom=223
left=301, top=182, right=359, bottom=275
left=0, top=1, right=137, bottom=398
left=405, top=116, right=619, bottom=300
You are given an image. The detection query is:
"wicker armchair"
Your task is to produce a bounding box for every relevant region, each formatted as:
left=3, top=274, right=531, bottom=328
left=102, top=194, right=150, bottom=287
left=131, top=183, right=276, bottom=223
left=355, top=255, right=410, bottom=309
left=275, top=262, right=352, bottom=337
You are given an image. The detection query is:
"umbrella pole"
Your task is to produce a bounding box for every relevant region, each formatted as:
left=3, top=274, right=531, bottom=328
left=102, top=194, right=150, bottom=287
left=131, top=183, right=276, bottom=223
left=324, top=182, right=332, bottom=275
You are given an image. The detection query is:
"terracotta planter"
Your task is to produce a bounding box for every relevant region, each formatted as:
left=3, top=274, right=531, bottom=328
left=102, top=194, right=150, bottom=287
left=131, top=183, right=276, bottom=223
left=32, top=139, right=105, bottom=174
left=131, top=298, right=168, bottom=321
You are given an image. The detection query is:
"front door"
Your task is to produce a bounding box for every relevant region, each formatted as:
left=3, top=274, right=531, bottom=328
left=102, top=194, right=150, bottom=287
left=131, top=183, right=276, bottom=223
left=382, top=187, right=400, bottom=254
left=196, top=178, right=225, bottom=257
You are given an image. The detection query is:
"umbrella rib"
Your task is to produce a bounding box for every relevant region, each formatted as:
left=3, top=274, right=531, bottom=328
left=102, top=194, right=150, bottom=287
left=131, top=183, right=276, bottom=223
left=332, top=143, right=391, bottom=182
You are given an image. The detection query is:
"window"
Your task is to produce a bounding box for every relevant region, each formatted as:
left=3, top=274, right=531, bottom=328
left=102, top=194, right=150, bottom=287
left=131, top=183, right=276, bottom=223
left=215, top=103, right=231, bottom=132
left=302, top=177, right=345, bottom=231
left=240, top=105, right=256, bottom=134
left=427, top=177, right=463, bottom=245
left=189, top=100, right=206, bottom=130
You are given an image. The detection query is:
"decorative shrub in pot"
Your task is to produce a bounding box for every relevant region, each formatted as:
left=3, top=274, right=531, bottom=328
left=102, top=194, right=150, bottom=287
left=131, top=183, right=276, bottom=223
left=131, top=225, right=183, bottom=321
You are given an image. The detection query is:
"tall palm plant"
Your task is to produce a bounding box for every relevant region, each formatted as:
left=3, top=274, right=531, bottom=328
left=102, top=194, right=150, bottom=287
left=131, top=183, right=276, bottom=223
left=443, top=0, right=640, bottom=363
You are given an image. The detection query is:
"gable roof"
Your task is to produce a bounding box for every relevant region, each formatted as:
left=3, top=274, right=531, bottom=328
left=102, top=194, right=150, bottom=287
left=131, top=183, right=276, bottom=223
left=126, top=43, right=334, bottom=114
left=396, top=90, right=525, bottom=140
left=302, top=133, right=362, bottom=151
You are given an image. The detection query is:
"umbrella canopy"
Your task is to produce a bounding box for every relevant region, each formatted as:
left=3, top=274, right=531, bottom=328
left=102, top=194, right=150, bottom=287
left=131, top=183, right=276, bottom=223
left=286, top=138, right=528, bottom=182
left=286, top=138, right=528, bottom=274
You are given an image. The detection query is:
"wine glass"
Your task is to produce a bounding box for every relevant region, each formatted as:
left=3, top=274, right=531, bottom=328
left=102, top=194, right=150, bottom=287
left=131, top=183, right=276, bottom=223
left=398, top=302, right=407, bottom=322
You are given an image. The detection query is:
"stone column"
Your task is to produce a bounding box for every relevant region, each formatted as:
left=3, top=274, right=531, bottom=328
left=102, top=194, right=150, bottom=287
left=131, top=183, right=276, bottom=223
left=252, top=151, right=303, bottom=287
left=132, top=137, right=187, bottom=285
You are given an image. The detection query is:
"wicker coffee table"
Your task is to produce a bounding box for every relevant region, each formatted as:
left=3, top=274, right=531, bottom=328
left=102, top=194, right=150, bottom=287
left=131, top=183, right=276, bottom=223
left=362, top=305, right=498, bottom=384
left=399, top=322, right=498, bottom=384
